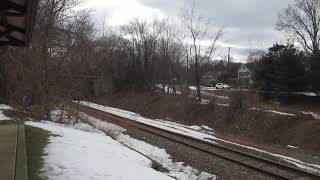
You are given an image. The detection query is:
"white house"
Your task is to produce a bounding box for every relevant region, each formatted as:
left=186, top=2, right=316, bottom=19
left=237, top=64, right=253, bottom=87
left=238, top=65, right=251, bottom=78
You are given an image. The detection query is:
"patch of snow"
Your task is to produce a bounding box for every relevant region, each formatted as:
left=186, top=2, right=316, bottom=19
left=216, top=103, right=229, bottom=107
left=197, top=89, right=230, bottom=100
left=0, top=111, right=10, bottom=121
left=153, top=119, right=215, bottom=134
left=72, top=122, right=105, bottom=134
left=78, top=101, right=216, bottom=141
left=249, top=107, right=261, bottom=111
left=202, top=87, right=218, bottom=91
left=50, top=110, right=61, bottom=122
left=201, top=126, right=213, bottom=131
left=50, top=109, right=78, bottom=124
left=76, top=101, right=138, bottom=120
left=212, top=95, right=229, bottom=99
left=189, top=126, right=202, bottom=131
left=79, top=113, right=216, bottom=180
left=0, top=104, right=13, bottom=110
left=287, top=145, right=299, bottom=149
left=202, top=92, right=229, bottom=99
left=270, top=153, right=320, bottom=173
left=189, top=86, right=197, bottom=91
left=302, top=111, right=320, bottom=120
left=77, top=101, right=320, bottom=175
left=200, top=99, right=210, bottom=105
left=266, top=110, right=296, bottom=117
left=26, top=121, right=174, bottom=180
left=184, top=125, right=214, bottom=134
left=0, top=104, right=12, bottom=121
left=250, top=107, right=296, bottom=117
left=293, top=92, right=319, bottom=97
left=155, top=84, right=182, bottom=95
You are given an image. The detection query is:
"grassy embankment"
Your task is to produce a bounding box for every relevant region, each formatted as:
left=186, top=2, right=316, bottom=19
left=25, top=125, right=50, bottom=180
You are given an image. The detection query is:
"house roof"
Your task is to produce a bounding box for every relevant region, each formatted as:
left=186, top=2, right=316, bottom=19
left=0, top=0, right=39, bottom=47
left=238, top=64, right=252, bottom=73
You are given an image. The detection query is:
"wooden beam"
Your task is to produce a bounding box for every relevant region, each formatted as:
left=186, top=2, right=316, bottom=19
left=0, top=0, right=39, bottom=47
left=0, top=29, right=10, bottom=38
left=5, top=24, right=26, bottom=34
left=1, top=12, right=25, bottom=17
left=0, top=1, right=26, bottom=13
left=6, top=35, right=24, bottom=46
left=0, top=41, right=10, bottom=46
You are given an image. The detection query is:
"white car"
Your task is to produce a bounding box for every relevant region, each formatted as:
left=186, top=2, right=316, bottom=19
left=215, top=83, right=231, bottom=90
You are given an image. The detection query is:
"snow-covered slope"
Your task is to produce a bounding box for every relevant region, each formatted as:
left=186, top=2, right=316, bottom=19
left=0, top=104, right=12, bottom=120
left=26, top=121, right=174, bottom=180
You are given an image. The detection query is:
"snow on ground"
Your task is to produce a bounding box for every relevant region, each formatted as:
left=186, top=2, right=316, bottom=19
left=200, top=99, right=210, bottom=105
left=250, top=108, right=320, bottom=119
left=0, top=110, right=10, bottom=120
left=287, top=145, right=299, bottom=149
left=26, top=121, right=175, bottom=180
left=202, top=91, right=229, bottom=100
left=77, top=101, right=320, bottom=174
left=302, top=111, right=320, bottom=120
left=0, top=104, right=12, bottom=120
left=216, top=103, right=229, bottom=107
left=78, top=101, right=215, bottom=141
left=201, top=87, right=218, bottom=91
left=0, top=104, right=13, bottom=110
left=293, top=92, right=319, bottom=97
left=266, top=110, right=296, bottom=117
left=50, top=109, right=64, bottom=122
left=189, top=86, right=230, bottom=99
left=249, top=107, right=296, bottom=117
left=189, top=88, right=318, bottom=119
left=249, top=107, right=261, bottom=111
left=79, top=113, right=216, bottom=180
left=201, top=125, right=214, bottom=131
left=154, top=119, right=215, bottom=134
left=155, top=85, right=228, bottom=105
left=155, top=84, right=182, bottom=95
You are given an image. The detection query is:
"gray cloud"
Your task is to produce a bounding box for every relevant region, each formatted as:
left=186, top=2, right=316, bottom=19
left=84, top=0, right=295, bottom=61
left=141, top=0, right=295, bottom=60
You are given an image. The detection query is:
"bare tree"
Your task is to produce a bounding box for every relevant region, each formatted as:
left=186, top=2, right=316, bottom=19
left=121, top=19, right=164, bottom=88
left=156, top=18, right=183, bottom=94
left=182, top=4, right=223, bottom=101
left=247, top=50, right=266, bottom=63
left=0, top=0, right=97, bottom=119
left=276, top=0, right=320, bottom=56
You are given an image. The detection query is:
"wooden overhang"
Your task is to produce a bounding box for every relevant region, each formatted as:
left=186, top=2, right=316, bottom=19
left=0, top=0, right=39, bottom=47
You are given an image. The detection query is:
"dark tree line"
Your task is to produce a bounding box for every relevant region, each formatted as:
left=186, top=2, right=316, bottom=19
left=252, top=0, right=320, bottom=93
left=0, top=0, right=99, bottom=118
left=0, top=0, right=223, bottom=118
left=252, top=44, right=308, bottom=92
left=2, top=0, right=319, bottom=120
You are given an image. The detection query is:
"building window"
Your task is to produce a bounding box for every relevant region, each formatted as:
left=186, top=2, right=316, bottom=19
left=239, top=71, right=250, bottom=77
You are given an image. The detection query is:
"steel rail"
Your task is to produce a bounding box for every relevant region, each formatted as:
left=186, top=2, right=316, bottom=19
left=77, top=104, right=320, bottom=180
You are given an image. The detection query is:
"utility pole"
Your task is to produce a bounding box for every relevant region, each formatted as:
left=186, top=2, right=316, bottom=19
left=227, top=47, right=231, bottom=67
left=102, top=15, right=106, bottom=38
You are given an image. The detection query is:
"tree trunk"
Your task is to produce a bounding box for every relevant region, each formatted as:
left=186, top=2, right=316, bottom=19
left=195, top=58, right=201, bottom=101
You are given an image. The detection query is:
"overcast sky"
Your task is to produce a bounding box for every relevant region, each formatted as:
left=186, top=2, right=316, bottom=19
left=81, top=0, right=294, bottom=62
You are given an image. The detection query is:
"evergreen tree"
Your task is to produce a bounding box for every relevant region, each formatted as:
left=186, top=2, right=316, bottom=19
left=310, top=55, right=320, bottom=91
left=254, top=44, right=307, bottom=92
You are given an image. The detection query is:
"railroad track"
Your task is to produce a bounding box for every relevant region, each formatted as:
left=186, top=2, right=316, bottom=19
left=76, top=103, right=320, bottom=180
